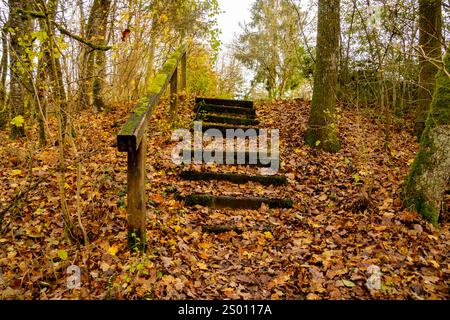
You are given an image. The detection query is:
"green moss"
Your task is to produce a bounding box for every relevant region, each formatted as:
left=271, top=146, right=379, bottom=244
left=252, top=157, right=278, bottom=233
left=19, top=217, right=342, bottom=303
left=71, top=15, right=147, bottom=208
left=169, top=45, right=185, bottom=60
left=147, top=73, right=167, bottom=95
left=132, top=104, right=147, bottom=116
left=427, top=55, right=450, bottom=126
left=401, top=48, right=449, bottom=226
left=161, top=58, right=177, bottom=74
left=130, top=97, right=150, bottom=115
left=304, top=129, right=340, bottom=153
left=185, top=194, right=214, bottom=206
left=118, top=43, right=186, bottom=140
left=402, top=189, right=439, bottom=226
left=119, top=113, right=141, bottom=135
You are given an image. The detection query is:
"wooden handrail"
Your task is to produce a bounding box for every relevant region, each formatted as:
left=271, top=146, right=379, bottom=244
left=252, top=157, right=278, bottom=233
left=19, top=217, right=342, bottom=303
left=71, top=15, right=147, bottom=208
left=116, top=43, right=187, bottom=250
left=117, top=43, right=187, bottom=152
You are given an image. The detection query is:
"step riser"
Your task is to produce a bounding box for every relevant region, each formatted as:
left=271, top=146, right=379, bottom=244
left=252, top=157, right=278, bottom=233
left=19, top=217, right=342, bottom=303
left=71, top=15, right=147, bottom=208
left=196, top=104, right=256, bottom=116
left=195, top=97, right=253, bottom=108
left=184, top=194, right=293, bottom=209
left=180, top=150, right=279, bottom=167
left=201, top=112, right=257, bottom=120
left=201, top=124, right=262, bottom=135
left=198, top=115, right=260, bottom=126
left=179, top=170, right=287, bottom=185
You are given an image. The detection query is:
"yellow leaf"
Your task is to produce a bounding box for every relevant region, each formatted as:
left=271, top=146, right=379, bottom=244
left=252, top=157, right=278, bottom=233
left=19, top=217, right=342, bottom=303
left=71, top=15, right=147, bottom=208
left=198, top=242, right=213, bottom=250
left=427, top=235, right=438, bottom=241
left=10, top=115, right=24, bottom=128
left=10, top=169, right=22, bottom=176
left=264, top=231, right=273, bottom=240
left=108, top=245, right=119, bottom=256
left=428, top=260, right=440, bottom=268
left=173, top=225, right=181, bottom=233
left=197, top=262, right=208, bottom=270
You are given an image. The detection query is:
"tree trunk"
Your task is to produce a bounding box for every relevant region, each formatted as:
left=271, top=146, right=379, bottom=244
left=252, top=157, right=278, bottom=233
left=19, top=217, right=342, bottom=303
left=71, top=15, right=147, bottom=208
left=78, top=0, right=110, bottom=111
left=78, top=0, right=99, bottom=110
left=0, top=23, right=8, bottom=112
left=304, top=0, right=340, bottom=152
left=92, top=0, right=111, bottom=111
left=414, top=0, right=442, bottom=138
left=0, top=23, right=8, bottom=129
left=35, top=45, right=49, bottom=147
left=9, top=0, right=32, bottom=139
left=402, top=47, right=450, bottom=226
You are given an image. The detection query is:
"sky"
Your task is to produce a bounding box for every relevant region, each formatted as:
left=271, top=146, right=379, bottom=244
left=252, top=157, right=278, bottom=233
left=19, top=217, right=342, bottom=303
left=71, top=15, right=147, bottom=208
left=217, top=0, right=254, bottom=47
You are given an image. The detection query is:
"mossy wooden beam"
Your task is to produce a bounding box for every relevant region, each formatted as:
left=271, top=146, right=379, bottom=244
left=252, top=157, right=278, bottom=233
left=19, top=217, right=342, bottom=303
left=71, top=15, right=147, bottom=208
left=195, top=104, right=256, bottom=116
left=201, top=123, right=262, bottom=135
left=198, top=114, right=260, bottom=126
left=195, top=97, right=254, bottom=108
left=181, top=149, right=279, bottom=167
left=202, top=225, right=242, bottom=234
left=179, top=170, right=287, bottom=185
left=184, top=194, right=293, bottom=209
left=117, top=43, right=186, bottom=152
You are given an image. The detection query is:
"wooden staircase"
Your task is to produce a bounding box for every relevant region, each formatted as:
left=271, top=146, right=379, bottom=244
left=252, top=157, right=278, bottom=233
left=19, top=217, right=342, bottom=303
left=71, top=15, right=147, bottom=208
left=179, top=97, right=293, bottom=211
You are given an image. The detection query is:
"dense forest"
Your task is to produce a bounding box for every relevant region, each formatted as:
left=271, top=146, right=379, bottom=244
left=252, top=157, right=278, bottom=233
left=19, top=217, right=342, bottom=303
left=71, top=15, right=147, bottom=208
left=0, top=0, right=448, bottom=300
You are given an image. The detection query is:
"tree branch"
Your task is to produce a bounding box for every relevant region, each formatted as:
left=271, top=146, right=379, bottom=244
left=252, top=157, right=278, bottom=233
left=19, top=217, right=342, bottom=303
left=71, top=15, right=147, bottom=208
left=16, top=8, right=112, bottom=51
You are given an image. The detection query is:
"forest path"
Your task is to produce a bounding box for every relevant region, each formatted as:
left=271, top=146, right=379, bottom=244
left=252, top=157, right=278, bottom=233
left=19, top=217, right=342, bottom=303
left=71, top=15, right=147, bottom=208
left=176, top=97, right=293, bottom=223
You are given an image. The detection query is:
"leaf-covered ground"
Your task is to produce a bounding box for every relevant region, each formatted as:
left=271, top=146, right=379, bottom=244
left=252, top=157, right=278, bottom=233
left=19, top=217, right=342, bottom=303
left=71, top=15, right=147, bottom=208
left=0, top=97, right=448, bottom=299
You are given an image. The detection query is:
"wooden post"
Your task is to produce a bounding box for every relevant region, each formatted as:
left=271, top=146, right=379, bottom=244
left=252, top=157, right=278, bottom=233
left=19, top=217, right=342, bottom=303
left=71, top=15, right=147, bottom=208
left=170, top=66, right=178, bottom=123
left=127, top=134, right=147, bottom=250
left=181, top=52, right=187, bottom=92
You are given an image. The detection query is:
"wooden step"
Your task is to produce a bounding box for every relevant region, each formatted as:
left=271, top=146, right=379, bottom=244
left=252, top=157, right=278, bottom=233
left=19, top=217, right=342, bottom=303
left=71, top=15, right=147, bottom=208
left=184, top=193, right=293, bottom=209
left=195, top=97, right=253, bottom=108
left=196, top=104, right=256, bottom=116
left=200, top=111, right=256, bottom=120
left=198, top=114, right=259, bottom=126
left=179, top=170, right=287, bottom=185
left=202, top=123, right=262, bottom=135
left=181, top=149, right=279, bottom=167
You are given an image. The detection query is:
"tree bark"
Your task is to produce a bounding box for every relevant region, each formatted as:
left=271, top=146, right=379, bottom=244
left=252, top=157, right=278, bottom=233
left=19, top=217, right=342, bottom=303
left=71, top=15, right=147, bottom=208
left=78, top=0, right=111, bottom=111
left=414, top=0, right=442, bottom=138
left=0, top=23, right=8, bottom=114
left=92, top=0, right=111, bottom=111
left=35, top=44, right=49, bottom=147
left=8, top=0, right=33, bottom=139
left=304, top=0, right=340, bottom=152
left=0, top=23, right=8, bottom=129
left=402, top=46, right=450, bottom=225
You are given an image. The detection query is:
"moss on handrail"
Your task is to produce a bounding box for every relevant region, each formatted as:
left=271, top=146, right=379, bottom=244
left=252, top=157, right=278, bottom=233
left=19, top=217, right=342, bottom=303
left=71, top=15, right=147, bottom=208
left=118, top=43, right=186, bottom=148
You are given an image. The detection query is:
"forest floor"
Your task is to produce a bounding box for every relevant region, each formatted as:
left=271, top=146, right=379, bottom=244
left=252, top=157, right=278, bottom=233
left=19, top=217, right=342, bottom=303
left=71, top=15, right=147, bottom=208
left=0, top=97, right=449, bottom=299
